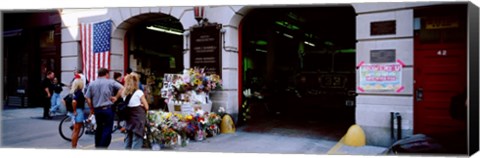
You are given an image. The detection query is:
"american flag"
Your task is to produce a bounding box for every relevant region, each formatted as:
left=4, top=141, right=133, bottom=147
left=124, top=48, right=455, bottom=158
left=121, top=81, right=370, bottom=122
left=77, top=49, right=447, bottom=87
left=80, top=20, right=112, bottom=81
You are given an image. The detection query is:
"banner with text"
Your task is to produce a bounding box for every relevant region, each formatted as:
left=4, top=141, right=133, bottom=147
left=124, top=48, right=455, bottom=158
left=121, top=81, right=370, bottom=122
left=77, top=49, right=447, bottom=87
left=359, top=63, right=403, bottom=91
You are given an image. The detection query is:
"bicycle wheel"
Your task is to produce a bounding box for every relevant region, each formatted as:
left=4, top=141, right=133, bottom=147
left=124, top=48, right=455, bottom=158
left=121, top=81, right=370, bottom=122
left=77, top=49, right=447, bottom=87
left=59, top=116, right=85, bottom=141
left=113, top=120, right=126, bottom=133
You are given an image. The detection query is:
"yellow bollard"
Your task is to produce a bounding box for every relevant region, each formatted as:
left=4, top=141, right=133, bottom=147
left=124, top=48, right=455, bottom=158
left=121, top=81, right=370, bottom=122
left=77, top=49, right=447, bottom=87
left=220, top=114, right=236, bottom=134
left=343, top=124, right=366, bottom=147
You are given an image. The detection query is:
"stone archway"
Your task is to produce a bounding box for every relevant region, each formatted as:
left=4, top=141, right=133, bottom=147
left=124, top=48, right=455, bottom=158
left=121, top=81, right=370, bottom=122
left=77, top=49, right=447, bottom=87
left=107, top=7, right=193, bottom=74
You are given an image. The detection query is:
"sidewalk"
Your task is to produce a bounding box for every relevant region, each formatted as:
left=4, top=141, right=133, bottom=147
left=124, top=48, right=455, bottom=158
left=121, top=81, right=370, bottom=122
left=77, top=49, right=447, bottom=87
left=1, top=106, right=388, bottom=155
left=1, top=106, right=49, bottom=120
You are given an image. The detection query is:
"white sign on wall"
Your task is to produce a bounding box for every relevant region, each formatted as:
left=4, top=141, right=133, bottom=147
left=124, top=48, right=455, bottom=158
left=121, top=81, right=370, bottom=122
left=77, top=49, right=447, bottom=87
left=358, top=62, right=405, bottom=92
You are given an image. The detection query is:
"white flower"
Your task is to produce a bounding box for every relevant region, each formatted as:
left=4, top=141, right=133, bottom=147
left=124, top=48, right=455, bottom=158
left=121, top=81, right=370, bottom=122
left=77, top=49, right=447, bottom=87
left=196, top=109, right=205, bottom=116
left=243, top=89, right=252, bottom=98
left=218, top=107, right=225, bottom=113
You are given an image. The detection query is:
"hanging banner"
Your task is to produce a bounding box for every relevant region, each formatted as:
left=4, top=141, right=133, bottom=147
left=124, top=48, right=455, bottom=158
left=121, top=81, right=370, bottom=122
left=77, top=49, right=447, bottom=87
left=359, top=63, right=403, bottom=92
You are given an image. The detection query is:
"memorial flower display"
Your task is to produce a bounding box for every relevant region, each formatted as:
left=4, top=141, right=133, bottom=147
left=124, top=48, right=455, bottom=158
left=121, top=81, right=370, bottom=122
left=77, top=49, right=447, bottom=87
left=163, top=67, right=223, bottom=105
left=146, top=109, right=223, bottom=149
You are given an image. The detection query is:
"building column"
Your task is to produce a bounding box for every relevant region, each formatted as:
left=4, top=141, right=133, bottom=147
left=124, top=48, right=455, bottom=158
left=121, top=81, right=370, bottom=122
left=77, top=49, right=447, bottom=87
left=353, top=5, right=414, bottom=147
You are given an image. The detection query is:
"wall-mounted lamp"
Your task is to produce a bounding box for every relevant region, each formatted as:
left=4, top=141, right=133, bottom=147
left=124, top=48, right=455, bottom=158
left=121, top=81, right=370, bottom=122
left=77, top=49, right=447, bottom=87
left=194, top=6, right=206, bottom=25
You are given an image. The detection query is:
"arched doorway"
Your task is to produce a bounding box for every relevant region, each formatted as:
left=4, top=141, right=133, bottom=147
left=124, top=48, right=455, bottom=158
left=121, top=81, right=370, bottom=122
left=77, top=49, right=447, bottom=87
left=120, top=13, right=184, bottom=110
left=238, top=6, right=357, bottom=137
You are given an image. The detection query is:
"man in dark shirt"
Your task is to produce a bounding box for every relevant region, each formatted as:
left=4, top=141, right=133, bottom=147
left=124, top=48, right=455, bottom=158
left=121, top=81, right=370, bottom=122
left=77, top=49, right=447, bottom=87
left=42, top=71, right=55, bottom=119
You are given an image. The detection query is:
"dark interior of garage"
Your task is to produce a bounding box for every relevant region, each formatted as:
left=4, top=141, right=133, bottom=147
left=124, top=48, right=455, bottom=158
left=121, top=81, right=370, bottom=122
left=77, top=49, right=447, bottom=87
left=239, top=6, right=357, bottom=138
left=126, top=14, right=184, bottom=109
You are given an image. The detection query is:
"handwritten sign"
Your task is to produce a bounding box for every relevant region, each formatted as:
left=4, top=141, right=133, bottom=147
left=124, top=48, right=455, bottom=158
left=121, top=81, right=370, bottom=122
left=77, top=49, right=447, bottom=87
left=359, top=63, right=402, bottom=91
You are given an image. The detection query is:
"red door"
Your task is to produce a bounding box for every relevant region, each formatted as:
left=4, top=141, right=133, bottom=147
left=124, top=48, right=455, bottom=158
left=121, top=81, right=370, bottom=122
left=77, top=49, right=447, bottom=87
left=414, top=48, right=467, bottom=135
left=413, top=5, right=467, bottom=137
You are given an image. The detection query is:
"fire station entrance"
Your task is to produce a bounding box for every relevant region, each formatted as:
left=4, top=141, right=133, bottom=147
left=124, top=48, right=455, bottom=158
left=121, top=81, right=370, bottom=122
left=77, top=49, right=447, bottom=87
left=238, top=6, right=357, bottom=139
left=413, top=4, right=468, bottom=154
left=124, top=14, right=184, bottom=109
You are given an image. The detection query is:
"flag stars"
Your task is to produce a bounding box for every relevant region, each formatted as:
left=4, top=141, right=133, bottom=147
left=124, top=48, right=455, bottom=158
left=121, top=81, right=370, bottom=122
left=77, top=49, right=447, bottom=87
left=93, top=20, right=112, bottom=53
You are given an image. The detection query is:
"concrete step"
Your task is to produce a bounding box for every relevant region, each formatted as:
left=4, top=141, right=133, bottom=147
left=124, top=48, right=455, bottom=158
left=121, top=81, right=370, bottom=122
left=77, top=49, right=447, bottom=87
left=6, top=96, right=28, bottom=106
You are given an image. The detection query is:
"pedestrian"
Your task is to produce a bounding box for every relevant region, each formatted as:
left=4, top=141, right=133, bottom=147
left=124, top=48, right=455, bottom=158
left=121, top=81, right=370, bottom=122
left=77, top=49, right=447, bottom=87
left=114, top=72, right=122, bottom=83
left=113, top=72, right=126, bottom=133
left=42, top=71, right=55, bottom=119
left=85, top=68, right=124, bottom=148
left=121, top=68, right=144, bottom=91
left=69, top=76, right=86, bottom=148
left=72, top=69, right=88, bottom=93
left=122, top=73, right=149, bottom=149
left=49, top=77, right=66, bottom=116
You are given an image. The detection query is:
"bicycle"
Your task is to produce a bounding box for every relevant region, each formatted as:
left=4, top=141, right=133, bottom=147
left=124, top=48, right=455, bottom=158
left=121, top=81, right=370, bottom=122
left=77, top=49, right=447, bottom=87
left=58, top=113, right=94, bottom=141
left=59, top=113, right=126, bottom=141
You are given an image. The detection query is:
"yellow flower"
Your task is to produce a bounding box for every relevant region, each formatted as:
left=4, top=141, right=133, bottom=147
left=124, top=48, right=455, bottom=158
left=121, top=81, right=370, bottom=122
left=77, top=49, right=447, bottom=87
left=186, top=115, right=193, bottom=121
left=194, top=79, right=202, bottom=86
left=211, top=74, right=220, bottom=82
left=189, top=68, right=194, bottom=75
left=194, top=73, right=202, bottom=78
left=175, top=113, right=183, bottom=120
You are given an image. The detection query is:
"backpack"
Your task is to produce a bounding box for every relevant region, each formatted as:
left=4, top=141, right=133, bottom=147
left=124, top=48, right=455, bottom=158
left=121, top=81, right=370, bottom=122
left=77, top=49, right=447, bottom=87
left=63, top=94, right=74, bottom=112
left=116, top=94, right=133, bottom=121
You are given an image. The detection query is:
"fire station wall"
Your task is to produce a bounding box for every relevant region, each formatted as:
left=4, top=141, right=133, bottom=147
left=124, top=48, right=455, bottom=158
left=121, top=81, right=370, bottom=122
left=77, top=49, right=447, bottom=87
left=106, top=6, right=239, bottom=121
left=198, top=6, right=241, bottom=122
left=60, top=9, right=110, bottom=85
left=354, top=6, right=414, bottom=147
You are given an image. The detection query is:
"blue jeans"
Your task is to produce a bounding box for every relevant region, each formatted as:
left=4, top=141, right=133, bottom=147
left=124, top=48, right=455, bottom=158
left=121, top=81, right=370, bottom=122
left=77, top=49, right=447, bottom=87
left=50, top=93, right=61, bottom=113
left=94, top=106, right=114, bottom=148
left=124, top=132, right=143, bottom=149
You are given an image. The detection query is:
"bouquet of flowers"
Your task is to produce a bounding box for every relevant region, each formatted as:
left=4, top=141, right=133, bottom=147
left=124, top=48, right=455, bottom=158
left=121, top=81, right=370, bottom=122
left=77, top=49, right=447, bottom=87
left=163, top=67, right=223, bottom=104
left=146, top=110, right=224, bottom=147
left=182, top=67, right=222, bottom=93
left=205, top=112, right=221, bottom=137
left=147, top=111, right=181, bottom=148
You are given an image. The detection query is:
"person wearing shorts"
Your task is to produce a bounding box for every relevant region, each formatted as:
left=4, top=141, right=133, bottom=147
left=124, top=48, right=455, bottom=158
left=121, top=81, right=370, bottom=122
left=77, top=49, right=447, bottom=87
left=70, top=76, right=86, bottom=148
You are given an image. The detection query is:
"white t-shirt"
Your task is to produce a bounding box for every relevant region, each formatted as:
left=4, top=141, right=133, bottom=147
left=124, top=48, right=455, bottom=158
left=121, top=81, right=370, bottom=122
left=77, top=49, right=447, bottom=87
left=79, top=74, right=87, bottom=85
left=79, top=74, right=87, bottom=93
left=123, top=90, right=144, bottom=107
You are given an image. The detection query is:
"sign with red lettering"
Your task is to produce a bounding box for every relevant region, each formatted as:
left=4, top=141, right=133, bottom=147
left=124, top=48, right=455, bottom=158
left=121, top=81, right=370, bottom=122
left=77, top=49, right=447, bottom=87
left=359, top=63, right=402, bottom=91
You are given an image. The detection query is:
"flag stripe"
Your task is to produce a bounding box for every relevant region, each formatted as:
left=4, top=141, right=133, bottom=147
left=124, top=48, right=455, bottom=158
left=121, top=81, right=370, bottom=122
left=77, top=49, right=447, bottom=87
left=80, top=25, right=85, bottom=78
left=89, top=24, right=93, bottom=81
left=83, top=23, right=87, bottom=82
left=81, top=24, right=86, bottom=80
left=87, top=24, right=91, bottom=82
left=108, top=52, right=111, bottom=69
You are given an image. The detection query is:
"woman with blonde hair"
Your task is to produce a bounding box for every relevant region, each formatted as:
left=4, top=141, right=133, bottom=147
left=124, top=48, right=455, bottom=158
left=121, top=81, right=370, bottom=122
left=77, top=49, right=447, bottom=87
left=122, top=73, right=149, bottom=149
left=68, top=75, right=86, bottom=148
